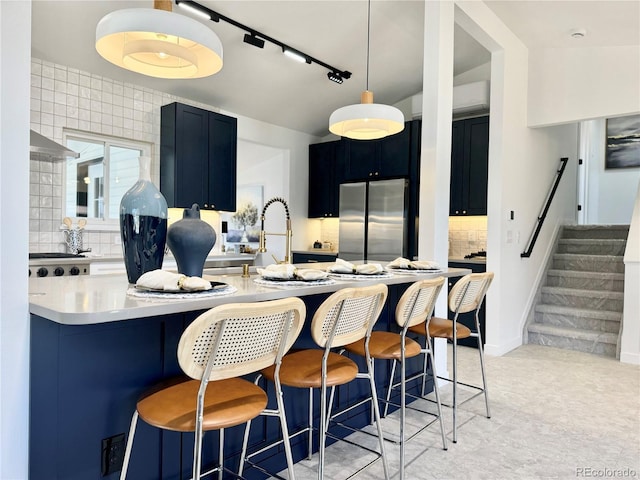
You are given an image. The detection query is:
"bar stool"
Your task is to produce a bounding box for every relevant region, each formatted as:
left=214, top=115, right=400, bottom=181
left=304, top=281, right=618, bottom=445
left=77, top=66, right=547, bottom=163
left=240, top=283, right=390, bottom=480
left=119, top=297, right=306, bottom=480
left=409, top=272, right=494, bottom=443
left=335, top=277, right=447, bottom=480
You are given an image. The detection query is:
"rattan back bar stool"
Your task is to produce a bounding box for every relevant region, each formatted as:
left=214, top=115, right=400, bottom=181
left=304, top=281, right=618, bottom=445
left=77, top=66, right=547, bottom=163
left=336, top=277, right=447, bottom=480
left=119, top=297, right=306, bottom=480
left=409, top=271, right=494, bottom=443
left=239, top=283, right=390, bottom=480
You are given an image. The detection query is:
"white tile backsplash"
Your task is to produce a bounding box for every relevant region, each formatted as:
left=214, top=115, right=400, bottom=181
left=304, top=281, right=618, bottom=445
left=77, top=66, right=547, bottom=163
left=448, top=216, right=488, bottom=258
left=29, top=57, right=224, bottom=255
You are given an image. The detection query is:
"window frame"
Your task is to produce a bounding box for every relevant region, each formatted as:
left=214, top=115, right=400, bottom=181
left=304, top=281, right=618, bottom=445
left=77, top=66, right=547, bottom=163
left=62, top=130, right=153, bottom=231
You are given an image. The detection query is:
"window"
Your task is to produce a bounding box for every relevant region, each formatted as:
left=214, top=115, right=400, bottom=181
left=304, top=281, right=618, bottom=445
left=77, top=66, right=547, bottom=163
left=63, top=131, right=151, bottom=227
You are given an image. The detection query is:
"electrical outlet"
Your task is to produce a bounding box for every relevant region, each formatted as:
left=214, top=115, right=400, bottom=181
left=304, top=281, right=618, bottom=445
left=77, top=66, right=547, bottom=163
left=101, top=433, right=126, bottom=476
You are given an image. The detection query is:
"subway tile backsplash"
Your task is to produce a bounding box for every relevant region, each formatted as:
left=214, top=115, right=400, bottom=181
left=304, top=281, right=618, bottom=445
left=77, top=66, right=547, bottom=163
left=448, top=216, right=488, bottom=258
left=29, top=57, right=222, bottom=255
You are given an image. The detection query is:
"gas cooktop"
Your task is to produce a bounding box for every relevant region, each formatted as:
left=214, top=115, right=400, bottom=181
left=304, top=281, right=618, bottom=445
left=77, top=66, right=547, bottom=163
left=28, top=253, right=90, bottom=277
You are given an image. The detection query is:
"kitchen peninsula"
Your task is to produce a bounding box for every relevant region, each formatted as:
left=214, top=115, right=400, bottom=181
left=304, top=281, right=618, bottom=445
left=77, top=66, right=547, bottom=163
left=29, top=264, right=470, bottom=480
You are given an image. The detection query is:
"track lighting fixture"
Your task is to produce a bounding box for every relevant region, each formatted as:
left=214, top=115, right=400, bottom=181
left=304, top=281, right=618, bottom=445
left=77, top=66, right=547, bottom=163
left=176, top=1, right=210, bottom=20
left=176, top=0, right=350, bottom=84
left=283, top=48, right=311, bottom=64
left=243, top=33, right=265, bottom=49
left=327, top=72, right=344, bottom=84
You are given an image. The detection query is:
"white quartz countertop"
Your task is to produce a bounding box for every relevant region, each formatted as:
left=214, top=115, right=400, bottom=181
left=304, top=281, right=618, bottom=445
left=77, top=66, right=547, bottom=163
left=86, top=253, right=256, bottom=264
left=29, top=262, right=471, bottom=326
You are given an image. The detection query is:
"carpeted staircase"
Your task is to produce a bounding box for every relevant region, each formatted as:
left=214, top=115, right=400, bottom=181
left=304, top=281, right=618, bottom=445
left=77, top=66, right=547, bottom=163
left=527, top=225, right=629, bottom=357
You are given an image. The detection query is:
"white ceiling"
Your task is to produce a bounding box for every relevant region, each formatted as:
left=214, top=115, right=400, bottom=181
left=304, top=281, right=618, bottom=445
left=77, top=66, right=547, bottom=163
left=31, top=1, right=639, bottom=138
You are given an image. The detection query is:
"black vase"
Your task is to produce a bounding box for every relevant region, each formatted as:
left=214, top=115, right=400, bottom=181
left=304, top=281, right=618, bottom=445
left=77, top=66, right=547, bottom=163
left=167, top=204, right=216, bottom=277
left=119, top=156, right=168, bottom=284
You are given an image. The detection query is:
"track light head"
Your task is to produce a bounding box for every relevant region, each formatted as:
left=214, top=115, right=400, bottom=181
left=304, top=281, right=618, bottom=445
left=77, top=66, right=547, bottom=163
left=243, top=33, right=265, bottom=49
left=327, top=71, right=343, bottom=84
left=283, top=47, right=311, bottom=64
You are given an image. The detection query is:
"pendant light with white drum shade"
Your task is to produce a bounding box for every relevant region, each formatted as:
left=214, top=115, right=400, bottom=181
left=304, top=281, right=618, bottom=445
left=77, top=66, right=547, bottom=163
left=329, top=0, right=404, bottom=140
left=96, top=0, right=223, bottom=79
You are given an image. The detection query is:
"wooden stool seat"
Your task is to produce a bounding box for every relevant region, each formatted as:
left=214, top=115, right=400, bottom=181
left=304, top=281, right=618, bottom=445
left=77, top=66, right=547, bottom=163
left=137, top=377, right=268, bottom=432
left=262, top=349, right=358, bottom=388
left=410, top=316, right=472, bottom=340
left=345, top=331, right=421, bottom=360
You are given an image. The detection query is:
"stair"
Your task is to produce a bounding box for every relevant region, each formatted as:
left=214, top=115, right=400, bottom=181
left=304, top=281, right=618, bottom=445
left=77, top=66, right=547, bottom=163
left=527, top=225, right=629, bottom=358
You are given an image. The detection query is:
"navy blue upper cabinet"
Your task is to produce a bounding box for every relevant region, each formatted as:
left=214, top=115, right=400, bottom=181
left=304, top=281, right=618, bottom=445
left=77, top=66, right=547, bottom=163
left=449, top=116, right=489, bottom=216
left=161, top=102, right=237, bottom=211
left=342, top=122, right=412, bottom=181
left=308, top=141, right=342, bottom=218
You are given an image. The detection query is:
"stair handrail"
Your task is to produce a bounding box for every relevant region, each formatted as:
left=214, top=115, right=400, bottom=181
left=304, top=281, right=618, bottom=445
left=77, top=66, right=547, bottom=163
left=521, top=157, right=569, bottom=258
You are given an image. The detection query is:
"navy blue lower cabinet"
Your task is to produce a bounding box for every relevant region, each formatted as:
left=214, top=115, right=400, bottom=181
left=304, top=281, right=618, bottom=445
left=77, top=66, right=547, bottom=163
left=29, top=283, right=436, bottom=479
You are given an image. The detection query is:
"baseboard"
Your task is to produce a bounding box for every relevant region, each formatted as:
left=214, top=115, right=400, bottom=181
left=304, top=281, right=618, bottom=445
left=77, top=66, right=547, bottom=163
left=484, top=335, right=522, bottom=357
left=619, top=351, right=640, bottom=365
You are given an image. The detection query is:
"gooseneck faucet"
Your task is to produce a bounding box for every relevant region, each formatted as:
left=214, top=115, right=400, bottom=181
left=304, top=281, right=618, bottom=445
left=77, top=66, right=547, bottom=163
left=259, top=197, right=292, bottom=264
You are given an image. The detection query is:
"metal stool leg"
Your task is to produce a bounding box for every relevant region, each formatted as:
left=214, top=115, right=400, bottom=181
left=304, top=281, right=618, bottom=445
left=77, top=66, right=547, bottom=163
left=308, top=387, right=314, bottom=460
left=425, top=340, right=448, bottom=450
left=367, top=356, right=390, bottom=480
left=400, top=345, right=407, bottom=480
left=119, top=411, right=138, bottom=480
left=318, top=369, right=328, bottom=480
left=452, top=338, right=458, bottom=444
left=217, top=429, right=224, bottom=480
left=475, top=312, right=491, bottom=419
left=275, top=379, right=297, bottom=480
left=383, top=359, right=398, bottom=418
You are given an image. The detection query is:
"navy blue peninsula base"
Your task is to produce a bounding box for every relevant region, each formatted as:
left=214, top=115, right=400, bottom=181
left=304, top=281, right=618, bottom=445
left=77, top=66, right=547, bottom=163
left=29, top=266, right=469, bottom=479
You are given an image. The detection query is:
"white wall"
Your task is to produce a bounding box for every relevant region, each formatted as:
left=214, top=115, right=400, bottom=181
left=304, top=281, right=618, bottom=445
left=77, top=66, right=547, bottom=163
left=453, top=61, right=491, bottom=86
left=581, top=119, right=640, bottom=224
left=235, top=140, right=289, bottom=262
left=27, top=58, right=320, bottom=256
left=528, top=46, right=640, bottom=127
left=0, top=2, right=31, bottom=478
left=223, top=110, right=319, bottom=254
left=454, top=1, right=579, bottom=355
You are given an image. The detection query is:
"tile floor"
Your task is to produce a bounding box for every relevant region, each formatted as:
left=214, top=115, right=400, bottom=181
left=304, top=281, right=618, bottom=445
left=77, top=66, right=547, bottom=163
left=275, top=344, right=640, bottom=479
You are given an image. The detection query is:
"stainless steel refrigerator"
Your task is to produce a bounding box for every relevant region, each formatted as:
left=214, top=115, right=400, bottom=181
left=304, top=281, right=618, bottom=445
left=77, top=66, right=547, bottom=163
left=338, top=178, right=408, bottom=262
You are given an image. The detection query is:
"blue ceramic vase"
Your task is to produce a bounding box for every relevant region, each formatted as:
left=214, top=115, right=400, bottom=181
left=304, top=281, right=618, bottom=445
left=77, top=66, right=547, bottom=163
left=119, top=156, right=168, bottom=284
left=167, top=204, right=216, bottom=277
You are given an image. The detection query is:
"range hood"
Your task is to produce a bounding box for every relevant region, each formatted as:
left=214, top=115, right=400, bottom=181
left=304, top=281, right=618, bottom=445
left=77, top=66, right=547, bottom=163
left=30, top=130, right=79, bottom=161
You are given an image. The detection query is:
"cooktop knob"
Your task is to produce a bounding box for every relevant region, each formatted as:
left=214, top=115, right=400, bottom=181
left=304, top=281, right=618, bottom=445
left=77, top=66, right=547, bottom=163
left=69, top=266, right=80, bottom=276
left=37, top=267, right=48, bottom=277
left=54, top=267, right=65, bottom=276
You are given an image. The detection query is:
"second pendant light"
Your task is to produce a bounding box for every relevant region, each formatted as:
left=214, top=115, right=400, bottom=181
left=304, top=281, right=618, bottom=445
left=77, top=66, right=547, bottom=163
left=329, top=0, right=405, bottom=140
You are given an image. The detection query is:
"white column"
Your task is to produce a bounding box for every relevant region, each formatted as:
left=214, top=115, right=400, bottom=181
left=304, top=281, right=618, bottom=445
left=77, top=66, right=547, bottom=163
left=0, top=1, right=31, bottom=478
left=418, top=1, right=455, bottom=376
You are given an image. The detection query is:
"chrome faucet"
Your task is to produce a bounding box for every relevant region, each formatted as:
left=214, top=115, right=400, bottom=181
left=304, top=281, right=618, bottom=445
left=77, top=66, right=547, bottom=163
left=259, top=197, right=292, bottom=264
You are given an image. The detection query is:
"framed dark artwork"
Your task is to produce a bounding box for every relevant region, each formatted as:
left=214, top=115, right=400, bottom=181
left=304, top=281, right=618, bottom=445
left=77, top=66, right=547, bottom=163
left=605, top=114, right=640, bottom=169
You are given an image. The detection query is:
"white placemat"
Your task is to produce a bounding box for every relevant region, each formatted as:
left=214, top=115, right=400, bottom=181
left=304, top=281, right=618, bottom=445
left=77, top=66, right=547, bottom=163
left=126, top=284, right=237, bottom=299
left=253, top=278, right=336, bottom=289
left=388, top=268, right=443, bottom=275
left=328, top=272, right=394, bottom=280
